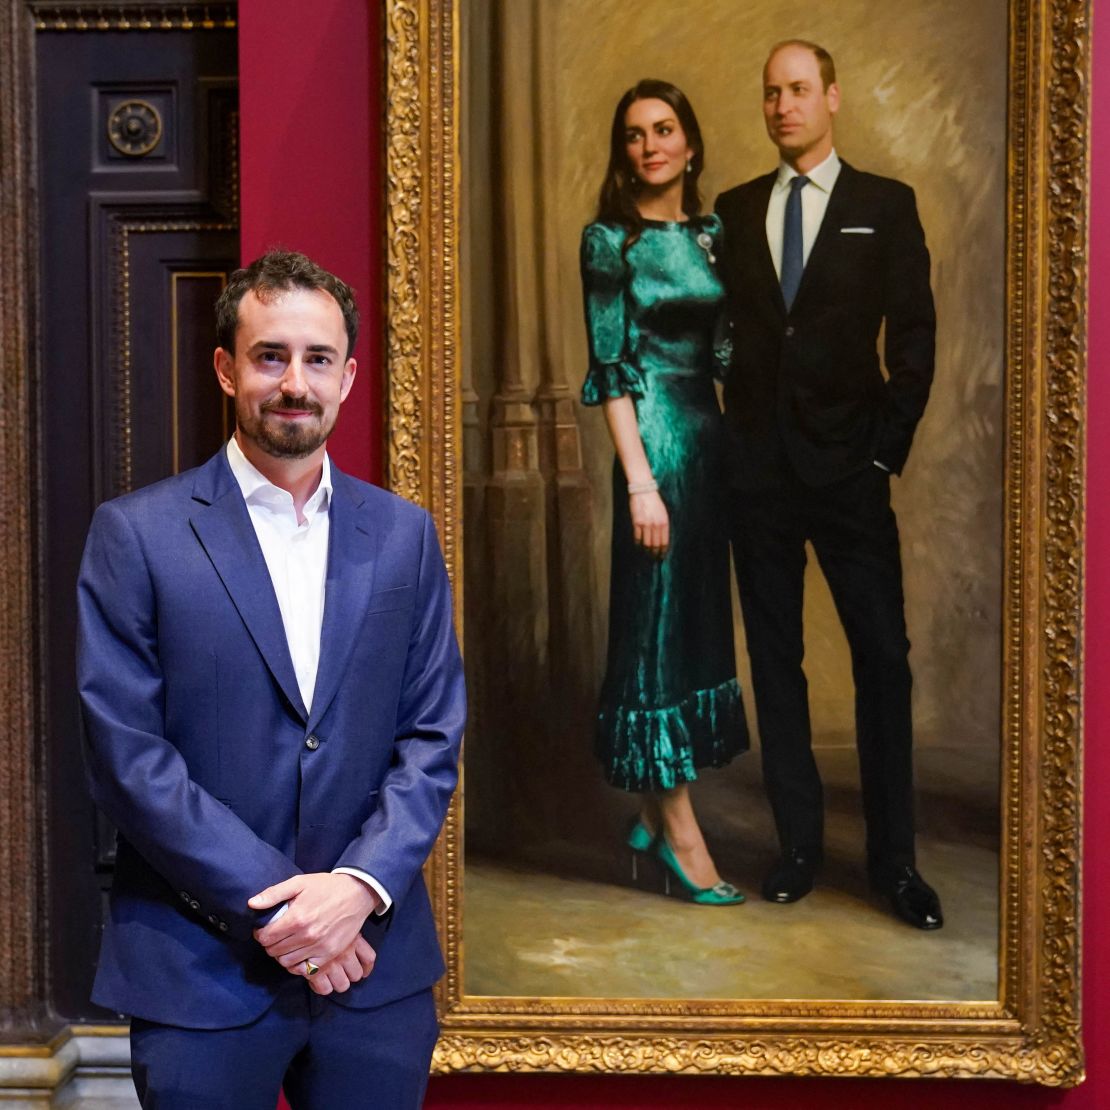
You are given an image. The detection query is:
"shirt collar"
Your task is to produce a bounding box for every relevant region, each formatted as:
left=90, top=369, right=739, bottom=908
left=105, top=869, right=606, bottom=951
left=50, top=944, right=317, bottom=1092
left=775, top=148, right=841, bottom=194
left=225, top=436, right=333, bottom=518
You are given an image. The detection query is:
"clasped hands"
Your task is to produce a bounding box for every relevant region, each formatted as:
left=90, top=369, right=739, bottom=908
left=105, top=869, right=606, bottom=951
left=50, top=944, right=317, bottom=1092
left=249, top=873, right=381, bottom=996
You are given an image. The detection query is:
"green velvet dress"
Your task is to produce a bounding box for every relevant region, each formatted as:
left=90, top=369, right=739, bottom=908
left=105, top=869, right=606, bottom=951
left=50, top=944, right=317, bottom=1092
left=580, top=214, right=750, bottom=793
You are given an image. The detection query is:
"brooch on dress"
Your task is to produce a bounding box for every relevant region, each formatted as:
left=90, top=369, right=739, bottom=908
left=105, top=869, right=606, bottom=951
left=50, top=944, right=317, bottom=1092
left=696, top=231, right=716, bottom=264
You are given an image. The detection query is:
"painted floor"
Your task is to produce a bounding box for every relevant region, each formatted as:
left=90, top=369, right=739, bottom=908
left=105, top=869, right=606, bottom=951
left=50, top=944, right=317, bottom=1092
left=463, top=744, right=999, bottom=1001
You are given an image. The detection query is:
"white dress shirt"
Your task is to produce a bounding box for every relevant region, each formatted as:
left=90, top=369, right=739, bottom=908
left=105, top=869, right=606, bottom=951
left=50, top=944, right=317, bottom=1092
left=765, top=148, right=842, bottom=279
left=226, top=437, right=391, bottom=913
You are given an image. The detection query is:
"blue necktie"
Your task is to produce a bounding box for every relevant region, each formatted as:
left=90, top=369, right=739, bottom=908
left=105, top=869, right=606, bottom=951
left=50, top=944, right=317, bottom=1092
left=780, top=175, right=810, bottom=311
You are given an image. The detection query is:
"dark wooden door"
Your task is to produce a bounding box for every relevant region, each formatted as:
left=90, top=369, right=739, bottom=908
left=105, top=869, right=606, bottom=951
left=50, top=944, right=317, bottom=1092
left=37, top=18, right=238, bottom=1020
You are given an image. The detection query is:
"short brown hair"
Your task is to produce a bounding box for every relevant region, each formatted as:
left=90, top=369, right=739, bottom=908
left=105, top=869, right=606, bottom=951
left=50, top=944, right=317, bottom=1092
left=766, top=39, right=837, bottom=91
left=215, top=249, right=359, bottom=359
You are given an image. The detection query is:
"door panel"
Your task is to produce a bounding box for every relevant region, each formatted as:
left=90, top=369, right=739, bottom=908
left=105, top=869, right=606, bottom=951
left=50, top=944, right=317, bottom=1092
left=37, top=23, right=238, bottom=1020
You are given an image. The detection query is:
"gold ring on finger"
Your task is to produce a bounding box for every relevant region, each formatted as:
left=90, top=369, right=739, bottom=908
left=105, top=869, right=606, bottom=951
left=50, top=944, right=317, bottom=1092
left=304, top=959, right=321, bottom=977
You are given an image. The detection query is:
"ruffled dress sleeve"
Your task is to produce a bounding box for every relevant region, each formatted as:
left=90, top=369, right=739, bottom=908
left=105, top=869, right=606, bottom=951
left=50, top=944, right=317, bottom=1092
left=579, top=223, right=644, bottom=405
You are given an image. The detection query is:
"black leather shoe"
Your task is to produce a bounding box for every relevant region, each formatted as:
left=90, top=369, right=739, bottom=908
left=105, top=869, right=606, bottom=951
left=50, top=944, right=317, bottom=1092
left=762, top=847, right=820, bottom=903
left=871, top=865, right=944, bottom=930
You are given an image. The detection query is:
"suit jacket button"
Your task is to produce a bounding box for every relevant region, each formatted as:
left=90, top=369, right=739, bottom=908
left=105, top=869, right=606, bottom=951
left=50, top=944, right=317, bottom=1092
left=305, top=735, right=320, bottom=750
left=219, top=921, right=229, bottom=932
left=189, top=899, right=200, bottom=911
left=208, top=914, right=219, bottom=925
left=179, top=890, right=190, bottom=902
left=785, top=325, right=795, bottom=337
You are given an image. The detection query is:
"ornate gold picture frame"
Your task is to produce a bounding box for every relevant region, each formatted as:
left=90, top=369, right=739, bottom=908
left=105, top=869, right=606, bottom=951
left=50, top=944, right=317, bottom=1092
left=384, top=0, right=1087, bottom=1083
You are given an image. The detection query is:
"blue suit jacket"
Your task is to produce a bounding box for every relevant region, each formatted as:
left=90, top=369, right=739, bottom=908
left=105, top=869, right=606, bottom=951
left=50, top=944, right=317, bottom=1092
left=76, top=448, right=465, bottom=1029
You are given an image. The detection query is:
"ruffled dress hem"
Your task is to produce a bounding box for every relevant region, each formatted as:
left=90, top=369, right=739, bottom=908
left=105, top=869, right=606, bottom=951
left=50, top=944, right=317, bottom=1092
left=595, top=677, right=749, bottom=793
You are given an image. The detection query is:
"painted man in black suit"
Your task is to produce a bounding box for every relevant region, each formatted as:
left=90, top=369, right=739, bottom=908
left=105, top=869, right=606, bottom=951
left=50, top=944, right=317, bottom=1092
left=715, top=40, right=942, bottom=929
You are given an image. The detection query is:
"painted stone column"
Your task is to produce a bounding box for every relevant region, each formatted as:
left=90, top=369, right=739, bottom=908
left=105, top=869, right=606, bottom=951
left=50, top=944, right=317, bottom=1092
left=475, top=0, right=552, bottom=848
left=529, top=0, right=598, bottom=723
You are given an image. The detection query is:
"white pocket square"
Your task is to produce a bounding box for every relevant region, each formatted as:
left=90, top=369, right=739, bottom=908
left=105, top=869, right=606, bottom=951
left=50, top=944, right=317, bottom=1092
left=840, top=226, right=875, bottom=234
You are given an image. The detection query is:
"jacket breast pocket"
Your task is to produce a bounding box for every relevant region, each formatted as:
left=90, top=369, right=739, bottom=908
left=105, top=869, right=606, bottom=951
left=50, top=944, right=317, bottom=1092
left=825, top=230, right=883, bottom=298
left=366, top=584, right=416, bottom=615
left=835, top=227, right=882, bottom=256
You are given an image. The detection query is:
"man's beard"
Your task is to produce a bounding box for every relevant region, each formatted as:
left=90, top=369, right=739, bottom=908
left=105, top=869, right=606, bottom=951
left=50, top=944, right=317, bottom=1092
left=237, top=395, right=336, bottom=459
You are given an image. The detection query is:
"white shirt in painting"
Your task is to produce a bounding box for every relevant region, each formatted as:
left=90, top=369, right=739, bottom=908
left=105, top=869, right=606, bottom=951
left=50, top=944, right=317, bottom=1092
left=764, top=147, right=843, bottom=278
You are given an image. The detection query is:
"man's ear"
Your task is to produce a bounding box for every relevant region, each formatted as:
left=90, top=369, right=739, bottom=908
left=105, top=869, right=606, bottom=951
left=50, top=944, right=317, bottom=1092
left=338, top=358, right=357, bottom=404
left=827, top=82, right=841, bottom=116
left=213, top=347, right=236, bottom=398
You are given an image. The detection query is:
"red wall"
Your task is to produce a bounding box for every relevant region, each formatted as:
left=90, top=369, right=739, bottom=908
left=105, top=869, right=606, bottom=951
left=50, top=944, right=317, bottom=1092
left=240, top=3, right=1106, bottom=1105
left=238, top=0, right=381, bottom=482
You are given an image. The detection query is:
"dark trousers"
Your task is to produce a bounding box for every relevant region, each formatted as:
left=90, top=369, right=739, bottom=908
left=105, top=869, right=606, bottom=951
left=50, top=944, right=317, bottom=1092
left=732, top=465, right=916, bottom=870
left=129, top=982, right=438, bottom=1110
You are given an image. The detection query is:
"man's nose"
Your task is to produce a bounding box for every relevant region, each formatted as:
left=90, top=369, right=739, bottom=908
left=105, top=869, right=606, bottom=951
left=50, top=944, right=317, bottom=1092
left=280, top=355, right=308, bottom=395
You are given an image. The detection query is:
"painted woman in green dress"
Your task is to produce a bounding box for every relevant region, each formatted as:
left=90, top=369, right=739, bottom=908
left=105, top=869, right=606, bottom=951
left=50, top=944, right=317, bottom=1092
left=580, top=80, right=749, bottom=905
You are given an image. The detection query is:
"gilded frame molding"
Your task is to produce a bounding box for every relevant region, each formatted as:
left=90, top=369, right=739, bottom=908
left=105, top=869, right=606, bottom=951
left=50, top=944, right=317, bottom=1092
left=384, top=0, right=1088, bottom=1083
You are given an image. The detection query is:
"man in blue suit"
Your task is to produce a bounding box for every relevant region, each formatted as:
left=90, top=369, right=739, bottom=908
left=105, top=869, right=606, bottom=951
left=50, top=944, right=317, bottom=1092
left=77, top=249, right=466, bottom=1108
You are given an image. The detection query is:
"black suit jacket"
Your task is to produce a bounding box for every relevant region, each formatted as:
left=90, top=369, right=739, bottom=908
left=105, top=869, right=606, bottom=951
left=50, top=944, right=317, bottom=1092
left=715, top=161, right=936, bottom=489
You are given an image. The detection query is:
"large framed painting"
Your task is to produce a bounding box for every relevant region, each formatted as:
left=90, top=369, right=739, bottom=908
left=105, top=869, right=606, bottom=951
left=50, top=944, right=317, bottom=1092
left=384, top=0, right=1087, bottom=1083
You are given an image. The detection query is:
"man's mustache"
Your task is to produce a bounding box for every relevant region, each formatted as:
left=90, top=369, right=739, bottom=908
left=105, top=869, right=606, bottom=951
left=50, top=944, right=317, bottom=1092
left=261, top=396, right=323, bottom=416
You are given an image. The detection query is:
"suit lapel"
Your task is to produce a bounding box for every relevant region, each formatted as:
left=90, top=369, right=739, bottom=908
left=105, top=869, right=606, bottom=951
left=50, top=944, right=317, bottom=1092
left=307, top=470, right=381, bottom=732
left=189, top=452, right=308, bottom=722
left=743, top=173, right=786, bottom=317
left=791, top=161, right=857, bottom=313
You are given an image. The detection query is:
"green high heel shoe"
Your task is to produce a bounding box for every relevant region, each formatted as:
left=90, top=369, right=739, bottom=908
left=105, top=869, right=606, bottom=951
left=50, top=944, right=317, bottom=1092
left=655, top=839, right=746, bottom=906
left=627, top=819, right=657, bottom=882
